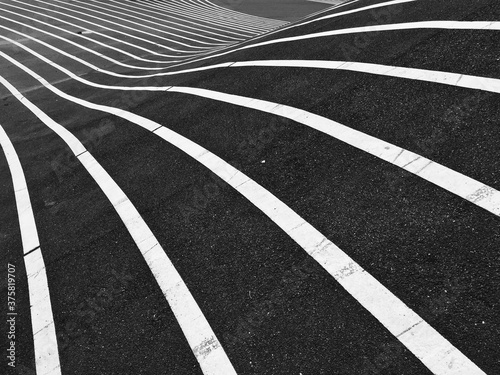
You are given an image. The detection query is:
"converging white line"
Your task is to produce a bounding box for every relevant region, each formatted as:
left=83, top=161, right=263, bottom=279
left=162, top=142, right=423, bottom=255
left=0, top=52, right=488, bottom=375
left=0, top=125, right=61, bottom=375
left=0, top=76, right=238, bottom=375
left=2, top=41, right=499, bottom=220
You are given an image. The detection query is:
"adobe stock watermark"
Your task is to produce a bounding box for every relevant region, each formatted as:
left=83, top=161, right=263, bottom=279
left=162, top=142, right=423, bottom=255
left=6, top=263, right=17, bottom=370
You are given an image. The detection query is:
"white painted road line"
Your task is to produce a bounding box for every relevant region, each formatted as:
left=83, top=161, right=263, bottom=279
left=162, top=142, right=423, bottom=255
left=3, top=40, right=500, bottom=220
left=0, top=19, right=171, bottom=71
left=25, top=0, right=215, bottom=50
left=231, top=60, right=500, bottom=93
left=134, top=0, right=275, bottom=32
left=163, top=19, right=500, bottom=71
left=0, top=6, right=187, bottom=64
left=30, top=0, right=403, bottom=72
left=0, top=124, right=61, bottom=375
left=198, top=0, right=286, bottom=25
left=5, top=29, right=500, bottom=94
left=43, top=0, right=231, bottom=46
left=80, top=0, right=247, bottom=41
left=0, top=52, right=488, bottom=375
left=290, top=0, right=415, bottom=31
left=2, top=1, right=209, bottom=56
left=0, top=76, right=238, bottom=375
left=234, top=20, right=500, bottom=52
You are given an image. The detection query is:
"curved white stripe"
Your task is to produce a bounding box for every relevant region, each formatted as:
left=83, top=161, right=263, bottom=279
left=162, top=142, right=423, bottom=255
left=42, top=0, right=234, bottom=46
left=0, top=125, right=61, bottom=375
left=100, top=0, right=257, bottom=38
left=277, top=0, right=414, bottom=34
left=136, top=0, right=273, bottom=32
left=237, top=20, right=500, bottom=52
left=0, top=76, right=237, bottom=375
left=3, top=35, right=500, bottom=218
left=0, top=6, right=197, bottom=63
left=0, top=32, right=232, bottom=80
left=189, top=0, right=286, bottom=25
left=138, top=15, right=496, bottom=72
left=0, top=51, right=487, bottom=375
left=0, top=0, right=417, bottom=74
left=80, top=0, right=247, bottom=40
left=232, top=60, right=500, bottom=93
left=4, top=0, right=212, bottom=55
left=0, top=18, right=169, bottom=71
left=190, top=0, right=286, bottom=26
left=5, top=28, right=500, bottom=96
left=69, top=0, right=244, bottom=43
left=173, top=0, right=283, bottom=27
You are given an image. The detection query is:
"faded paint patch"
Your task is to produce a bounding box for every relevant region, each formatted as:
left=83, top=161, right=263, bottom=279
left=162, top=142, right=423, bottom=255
left=193, top=336, right=221, bottom=360
left=466, top=185, right=496, bottom=203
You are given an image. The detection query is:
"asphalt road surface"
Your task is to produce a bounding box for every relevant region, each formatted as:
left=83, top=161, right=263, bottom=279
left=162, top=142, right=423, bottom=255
left=0, top=0, right=499, bottom=374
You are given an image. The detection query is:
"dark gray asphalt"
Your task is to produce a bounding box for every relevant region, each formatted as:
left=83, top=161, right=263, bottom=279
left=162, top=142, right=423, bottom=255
left=1, top=1, right=499, bottom=374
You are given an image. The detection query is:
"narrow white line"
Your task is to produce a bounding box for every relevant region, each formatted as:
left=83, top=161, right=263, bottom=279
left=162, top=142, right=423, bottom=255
left=171, top=88, right=500, bottom=216
left=0, top=125, right=61, bottom=375
left=5, top=28, right=500, bottom=95
left=0, top=6, right=188, bottom=64
left=43, top=0, right=232, bottom=46
left=65, top=0, right=245, bottom=42
left=0, top=52, right=488, bottom=375
left=290, top=0, right=415, bottom=31
left=0, top=76, right=237, bottom=375
left=173, top=0, right=282, bottom=27
left=134, top=0, right=271, bottom=32
left=236, top=20, right=500, bottom=53
left=90, top=0, right=401, bottom=71
left=2, top=41, right=500, bottom=219
left=98, top=0, right=256, bottom=38
left=196, top=0, right=286, bottom=25
left=0, top=18, right=167, bottom=71
left=195, top=0, right=287, bottom=26
left=130, top=8, right=492, bottom=72
left=231, top=60, right=500, bottom=93
left=0, top=33, right=230, bottom=83
left=3, top=0, right=210, bottom=55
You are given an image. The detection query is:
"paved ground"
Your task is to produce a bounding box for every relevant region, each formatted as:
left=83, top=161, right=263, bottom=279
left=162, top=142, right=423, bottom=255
left=0, top=0, right=499, bottom=374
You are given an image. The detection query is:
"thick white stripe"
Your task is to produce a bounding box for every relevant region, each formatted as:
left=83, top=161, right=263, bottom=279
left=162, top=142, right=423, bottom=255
left=3, top=39, right=499, bottom=219
left=231, top=60, right=500, bottom=93
left=0, top=76, right=237, bottom=375
left=0, top=125, right=61, bottom=375
left=237, top=20, right=500, bottom=52
left=5, top=28, right=500, bottom=95
left=0, top=52, right=487, bottom=375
